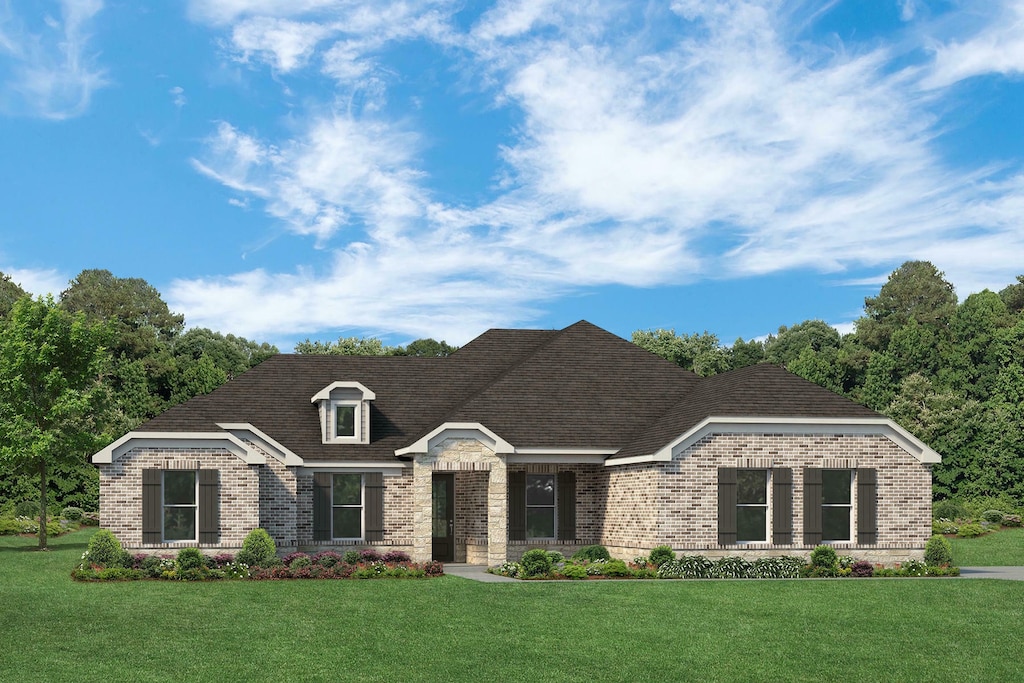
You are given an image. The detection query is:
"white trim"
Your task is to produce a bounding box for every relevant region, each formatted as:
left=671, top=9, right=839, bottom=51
left=506, top=453, right=608, bottom=464
left=218, top=423, right=304, bottom=466
left=394, top=422, right=515, bottom=456
left=300, top=463, right=407, bottom=477
left=91, top=432, right=266, bottom=465
left=604, top=416, right=942, bottom=466
left=329, top=400, right=361, bottom=443
left=310, top=381, right=376, bottom=403
left=514, top=447, right=619, bottom=456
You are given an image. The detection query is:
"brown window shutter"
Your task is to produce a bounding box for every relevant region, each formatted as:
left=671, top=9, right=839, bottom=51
left=803, top=468, right=823, bottom=545
left=718, top=467, right=737, bottom=545
left=313, top=472, right=332, bottom=541
left=142, top=469, right=162, bottom=544
left=556, top=471, right=576, bottom=541
left=508, top=470, right=526, bottom=541
left=198, top=469, right=219, bottom=544
left=772, top=467, right=793, bottom=544
left=857, top=468, right=878, bottom=545
left=364, top=472, right=384, bottom=542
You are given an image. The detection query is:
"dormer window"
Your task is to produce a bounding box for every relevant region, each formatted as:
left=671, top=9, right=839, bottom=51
left=311, top=382, right=376, bottom=445
left=334, top=402, right=357, bottom=439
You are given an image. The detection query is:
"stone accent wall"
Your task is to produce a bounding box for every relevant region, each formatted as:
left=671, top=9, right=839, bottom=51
left=97, top=447, right=259, bottom=550
left=413, top=437, right=507, bottom=564
left=454, top=471, right=489, bottom=563
left=601, top=432, right=933, bottom=563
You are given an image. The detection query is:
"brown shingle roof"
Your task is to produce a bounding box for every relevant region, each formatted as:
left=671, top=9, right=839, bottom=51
left=137, top=321, right=880, bottom=462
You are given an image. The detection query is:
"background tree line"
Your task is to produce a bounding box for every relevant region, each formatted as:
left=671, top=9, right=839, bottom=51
left=633, top=261, right=1024, bottom=505
left=3, top=261, right=1021, bottom=526
left=0, top=269, right=457, bottom=524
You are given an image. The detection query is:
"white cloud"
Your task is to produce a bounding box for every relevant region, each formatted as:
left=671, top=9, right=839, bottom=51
left=169, top=85, right=186, bottom=107
left=177, top=0, right=1024, bottom=340
left=2, top=266, right=68, bottom=297
left=899, top=0, right=916, bottom=22
left=922, top=1, right=1024, bottom=88
left=0, top=0, right=107, bottom=119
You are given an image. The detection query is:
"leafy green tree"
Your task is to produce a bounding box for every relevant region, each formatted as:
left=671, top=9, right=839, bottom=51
left=856, top=261, right=957, bottom=351
left=173, top=327, right=277, bottom=378
left=0, top=271, right=28, bottom=318
left=764, top=320, right=840, bottom=366
left=787, top=346, right=844, bottom=394
left=0, top=297, right=110, bottom=549
left=631, top=328, right=728, bottom=376
left=942, top=291, right=1010, bottom=400
left=727, top=337, right=764, bottom=370
left=394, top=338, right=457, bottom=357
left=999, top=275, right=1024, bottom=313
left=294, top=335, right=396, bottom=355
left=170, top=354, right=228, bottom=405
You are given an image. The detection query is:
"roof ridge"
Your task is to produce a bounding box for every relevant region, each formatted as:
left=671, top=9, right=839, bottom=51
left=408, top=324, right=572, bottom=442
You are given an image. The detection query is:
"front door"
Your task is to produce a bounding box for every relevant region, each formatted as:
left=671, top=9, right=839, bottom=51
left=432, top=473, right=455, bottom=562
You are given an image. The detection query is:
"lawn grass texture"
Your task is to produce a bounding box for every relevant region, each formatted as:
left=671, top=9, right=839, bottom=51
left=949, top=527, right=1024, bottom=566
left=3, top=531, right=1024, bottom=682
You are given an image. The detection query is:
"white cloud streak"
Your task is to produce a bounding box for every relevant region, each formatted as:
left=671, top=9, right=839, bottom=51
left=0, top=0, right=107, bottom=119
left=175, top=0, right=1024, bottom=342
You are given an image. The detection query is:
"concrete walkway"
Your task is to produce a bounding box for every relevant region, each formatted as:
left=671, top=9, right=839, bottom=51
left=443, top=564, right=519, bottom=583
left=958, top=566, right=1024, bottom=580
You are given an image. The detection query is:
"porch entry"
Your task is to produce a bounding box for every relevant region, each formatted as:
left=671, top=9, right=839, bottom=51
left=431, top=473, right=455, bottom=562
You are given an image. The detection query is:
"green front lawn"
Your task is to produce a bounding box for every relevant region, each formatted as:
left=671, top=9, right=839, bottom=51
left=3, top=530, right=1024, bottom=682
left=949, top=528, right=1024, bottom=566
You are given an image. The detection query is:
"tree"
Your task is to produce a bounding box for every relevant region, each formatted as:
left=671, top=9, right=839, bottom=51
left=0, top=297, right=110, bottom=549
left=394, top=338, right=457, bottom=357
left=0, top=271, right=28, bottom=318
left=856, top=261, right=957, bottom=351
left=999, top=275, right=1024, bottom=313
left=631, top=328, right=728, bottom=376
left=728, top=337, right=764, bottom=370
left=763, top=320, right=840, bottom=366
left=173, top=327, right=278, bottom=378
left=294, top=336, right=396, bottom=355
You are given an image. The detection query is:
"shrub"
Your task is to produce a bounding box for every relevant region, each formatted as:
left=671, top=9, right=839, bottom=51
left=342, top=550, right=361, bottom=564
left=141, top=555, right=169, bottom=578
left=14, top=501, right=37, bottom=518
left=359, top=548, right=382, bottom=563
left=494, top=562, right=521, bottom=578
left=560, top=564, right=588, bottom=579
left=85, top=529, right=129, bottom=568
left=570, top=545, right=611, bottom=563
left=423, top=561, right=444, bottom=577
left=212, top=553, right=235, bottom=568
left=381, top=550, right=412, bottom=563
left=520, top=548, right=554, bottom=577
left=961, top=494, right=1021, bottom=519
left=282, top=552, right=309, bottom=566
left=313, top=551, right=343, bottom=568
left=899, top=559, right=927, bottom=577
left=933, top=519, right=958, bottom=535
left=658, top=555, right=714, bottom=579
left=601, top=559, right=631, bottom=577
left=851, top=560, right=874, bottom=577
left=933, top=499, right=967, bottom=521
left=545, top=551, right=564, bottom=565
left=61, top=506, right=84, bottom=521
left=648, top=545, right=675, bottom=567
left=1003, top=514, right=1022, bottom=527
left=176, top=547, right=205, bottom=571
left=810, top=545, right=838, bottom=569
left=236, top=528, right=277, bottom=567
left=751, top=556, right=804, bottom=579
left=956, top=523, right=986, bottom=538
left=712, top=556, right=753, bottom=579
left=981, top=509, right=1005, bottom=524
left=924, top=535, right=954, bottom=567
left=291, top=555, right=313, bottom=569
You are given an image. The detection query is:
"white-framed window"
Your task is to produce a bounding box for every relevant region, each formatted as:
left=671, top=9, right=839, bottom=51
left=163, top=470, right=197, bottom=542
left=822, top=469, right=853, bottom=542
left=736, top=469, right=769, bottom=543
left=332, top=473, right=364, bottom=540
left=526, top=473, right=556, bottom=539
left=331, top=401, right=360, bottom=442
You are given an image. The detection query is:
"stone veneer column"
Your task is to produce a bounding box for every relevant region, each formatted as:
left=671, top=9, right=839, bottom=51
left=411, top=456, right=434, bottom=563
left=486, top=456, right=507, bottom=566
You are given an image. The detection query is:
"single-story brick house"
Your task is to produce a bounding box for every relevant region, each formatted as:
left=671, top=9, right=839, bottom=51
left=91, top=321, right=939, bottom=564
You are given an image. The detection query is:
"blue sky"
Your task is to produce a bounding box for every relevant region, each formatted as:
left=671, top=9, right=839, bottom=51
left=2, top=0, right=1023, bottom=350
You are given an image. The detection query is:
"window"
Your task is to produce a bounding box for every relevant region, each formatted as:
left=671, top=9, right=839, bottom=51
left=163, top=470, right=197, bottom=542
left=332, top=473, right=363, bottom=539
left=335, top=404, right=356, bottom=438
left=526, top=473, right=555, bottom=539
left=822, top=469, right=852, bottom=542
left=736, top=469, right=768, bottom=542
